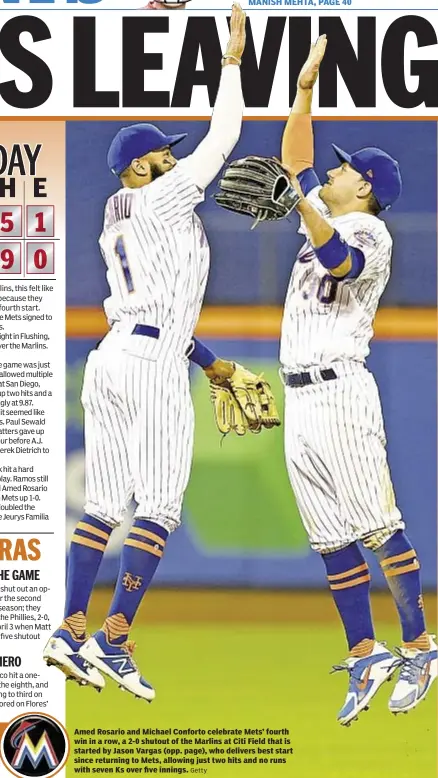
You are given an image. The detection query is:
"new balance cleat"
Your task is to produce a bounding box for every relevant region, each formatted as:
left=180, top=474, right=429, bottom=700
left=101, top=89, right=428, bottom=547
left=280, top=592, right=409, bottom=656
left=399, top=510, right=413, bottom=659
left=389, top=636, right=437, bottom=715
left=43, top=631, right=105, bottom=691
left=78, top=631, right=155, bottom=702
left=331, top=641, right=398, bottom=726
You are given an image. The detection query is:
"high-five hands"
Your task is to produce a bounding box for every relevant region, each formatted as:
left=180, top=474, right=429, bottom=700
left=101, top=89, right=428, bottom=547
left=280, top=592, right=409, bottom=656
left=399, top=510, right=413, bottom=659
left=297, top=35, right=328, bottom=90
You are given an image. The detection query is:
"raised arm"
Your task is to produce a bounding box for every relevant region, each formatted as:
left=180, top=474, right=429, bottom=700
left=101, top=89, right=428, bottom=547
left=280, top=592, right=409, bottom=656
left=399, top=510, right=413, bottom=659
left=281, top=35, right=327, bottom=178
left=285, top=170, right=364, bottom=281
left=182, top=3, right=246, bottom=190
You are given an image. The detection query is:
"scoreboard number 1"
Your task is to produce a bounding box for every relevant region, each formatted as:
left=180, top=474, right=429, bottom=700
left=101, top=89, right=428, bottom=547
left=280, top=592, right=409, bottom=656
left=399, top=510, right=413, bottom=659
left=27, top=205, right=55, bottom=238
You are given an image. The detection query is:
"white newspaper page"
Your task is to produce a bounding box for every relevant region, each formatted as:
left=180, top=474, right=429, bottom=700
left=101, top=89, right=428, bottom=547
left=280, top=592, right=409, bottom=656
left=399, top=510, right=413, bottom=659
left=0, top=1, right=435, bottom=778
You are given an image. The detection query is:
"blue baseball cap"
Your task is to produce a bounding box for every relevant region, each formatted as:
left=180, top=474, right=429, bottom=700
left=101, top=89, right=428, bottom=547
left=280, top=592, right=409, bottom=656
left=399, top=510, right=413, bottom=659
left=108, top=123, right=187, bottom=176
left=332, top=144, right=402, bottom=210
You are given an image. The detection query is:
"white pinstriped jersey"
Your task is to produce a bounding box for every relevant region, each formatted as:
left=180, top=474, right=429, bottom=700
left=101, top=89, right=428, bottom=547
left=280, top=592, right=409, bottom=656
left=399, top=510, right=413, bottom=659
left=99, top=159, right=210, bottom=360
left=83, top=66, right=244, bottom=534
left=280, top=186, right=393, bottom=371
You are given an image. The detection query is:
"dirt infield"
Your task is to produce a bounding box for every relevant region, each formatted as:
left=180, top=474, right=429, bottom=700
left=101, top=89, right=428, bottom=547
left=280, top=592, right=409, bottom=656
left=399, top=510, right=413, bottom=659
left=89, top=588, right=437, bottom=625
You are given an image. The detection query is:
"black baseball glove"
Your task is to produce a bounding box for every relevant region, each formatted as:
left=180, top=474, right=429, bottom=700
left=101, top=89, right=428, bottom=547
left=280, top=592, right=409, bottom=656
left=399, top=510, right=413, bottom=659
left=213, top=156, right=301, bottom=228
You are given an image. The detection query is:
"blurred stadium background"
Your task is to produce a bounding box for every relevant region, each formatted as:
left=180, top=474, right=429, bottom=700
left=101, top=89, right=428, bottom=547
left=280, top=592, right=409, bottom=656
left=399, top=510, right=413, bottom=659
left=66, top=120, right=437, bottom=777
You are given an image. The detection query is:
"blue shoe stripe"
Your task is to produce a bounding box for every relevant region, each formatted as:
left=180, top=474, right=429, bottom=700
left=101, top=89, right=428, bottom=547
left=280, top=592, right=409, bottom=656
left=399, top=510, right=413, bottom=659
left=353, top=652, right=393, bottom=673
left=338, top=697, right=355, bottom=719
left=52, top=629, right=84, bottom=652
left=69, top=653, right=91, bottom=674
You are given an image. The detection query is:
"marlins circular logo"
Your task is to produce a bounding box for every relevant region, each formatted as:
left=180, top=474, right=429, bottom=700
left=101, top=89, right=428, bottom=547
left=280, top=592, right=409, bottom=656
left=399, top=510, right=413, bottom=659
left=1, top=714, right=69, bottom=778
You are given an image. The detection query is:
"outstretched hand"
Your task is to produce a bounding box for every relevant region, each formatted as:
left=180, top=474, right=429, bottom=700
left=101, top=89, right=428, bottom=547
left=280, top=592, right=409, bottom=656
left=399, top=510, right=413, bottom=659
left=297, top=35, right=327, bottom=90
left=224, top=3, right=246, bottom=63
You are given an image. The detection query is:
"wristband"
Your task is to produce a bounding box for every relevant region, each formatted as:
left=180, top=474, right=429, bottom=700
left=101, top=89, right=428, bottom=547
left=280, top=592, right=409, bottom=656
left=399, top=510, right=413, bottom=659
left=314, top=232, right=365, bottom=279
left=188, top=338, right=217, bottom=369
left=221, top=54, right=241, bottom=66
left=297, top=168, right=320, bottom=197
left=314, top=230, right=349, bottom=270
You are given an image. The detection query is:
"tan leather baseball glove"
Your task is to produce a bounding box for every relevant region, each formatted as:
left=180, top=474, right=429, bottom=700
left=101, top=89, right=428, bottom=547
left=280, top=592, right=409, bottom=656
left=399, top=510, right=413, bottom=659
left=210, top=364, right=281, bottom=437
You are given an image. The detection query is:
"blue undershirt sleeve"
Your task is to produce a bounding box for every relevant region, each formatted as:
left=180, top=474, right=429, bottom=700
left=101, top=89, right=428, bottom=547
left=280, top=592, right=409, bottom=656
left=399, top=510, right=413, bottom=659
left=297, top=168, right=321, bottom=196
left=341, top=245, right=365, bottom=279
left=314, top=230, right=365, bottom=279
left=188, top=337, right=217, bottom=368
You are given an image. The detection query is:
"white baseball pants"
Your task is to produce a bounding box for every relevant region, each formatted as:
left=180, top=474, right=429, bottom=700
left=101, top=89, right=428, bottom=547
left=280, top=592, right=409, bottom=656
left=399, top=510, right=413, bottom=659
left=81, top=348, right=194, bottom=534
left=283, top=364, right=405, bottom=552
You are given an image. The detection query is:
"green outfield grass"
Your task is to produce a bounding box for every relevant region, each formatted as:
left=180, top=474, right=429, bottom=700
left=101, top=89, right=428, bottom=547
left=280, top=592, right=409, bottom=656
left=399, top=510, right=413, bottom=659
left=67, top=616, right=437, bottom=778
left=185, top=364, right=308, bottom=552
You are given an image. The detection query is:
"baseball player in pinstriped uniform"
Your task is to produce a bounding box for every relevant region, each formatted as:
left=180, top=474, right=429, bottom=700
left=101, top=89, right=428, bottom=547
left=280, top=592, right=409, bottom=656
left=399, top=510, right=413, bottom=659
left=280, top=36, right=437, bottom=725
left=43, top=4, right=247, bottom=701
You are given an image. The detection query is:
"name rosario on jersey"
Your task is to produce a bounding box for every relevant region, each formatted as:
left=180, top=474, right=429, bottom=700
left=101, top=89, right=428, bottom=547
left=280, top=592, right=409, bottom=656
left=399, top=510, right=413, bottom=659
left=106, top=192, right=133, bottom=227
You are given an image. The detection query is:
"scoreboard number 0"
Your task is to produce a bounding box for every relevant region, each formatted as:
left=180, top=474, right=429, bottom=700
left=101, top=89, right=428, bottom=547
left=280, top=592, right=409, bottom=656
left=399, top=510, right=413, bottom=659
left=33, top=248, right=47, bottom=270
left=26, top=243, right=54, bottom=275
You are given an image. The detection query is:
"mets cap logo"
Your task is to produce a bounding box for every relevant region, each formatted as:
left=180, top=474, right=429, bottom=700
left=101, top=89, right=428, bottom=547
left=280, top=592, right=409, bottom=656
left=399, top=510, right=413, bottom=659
left=1, top=713, right=69, bottom=778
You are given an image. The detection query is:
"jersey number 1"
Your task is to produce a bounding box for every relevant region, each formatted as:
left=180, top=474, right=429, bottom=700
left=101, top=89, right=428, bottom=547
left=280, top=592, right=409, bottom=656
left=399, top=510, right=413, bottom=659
left=115, top=236, right=134, bottom=293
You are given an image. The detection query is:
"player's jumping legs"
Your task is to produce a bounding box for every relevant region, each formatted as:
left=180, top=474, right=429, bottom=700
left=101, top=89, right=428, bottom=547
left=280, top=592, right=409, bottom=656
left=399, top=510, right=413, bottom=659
left=80, top=519, right=168, bottom=701
left=102, top=519, right=168, bottom=645
left=44, top=350, right=134, bottom=689
left=283, top=381, right=399, bottom=725
left=80, top=355, right=195, bottom=701
left=372, top=530, right=437, bottom=713
left=321, top=544, right=397, bottom=725
left=61, top=516, right=113, bottom=639
left=43, top=515, right=113, bottom=690
left=321, top=543, right=375, bottom=654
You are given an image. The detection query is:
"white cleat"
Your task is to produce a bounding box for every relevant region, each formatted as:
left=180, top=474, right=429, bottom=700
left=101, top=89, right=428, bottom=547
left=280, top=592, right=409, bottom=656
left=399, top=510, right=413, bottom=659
left=43, top=633, right=105, bottom=692
left=78, top=631, right=155, bottom=702
left=389, top=636, right=438, bottom=715
left=332, top=641, right=399, bottom=726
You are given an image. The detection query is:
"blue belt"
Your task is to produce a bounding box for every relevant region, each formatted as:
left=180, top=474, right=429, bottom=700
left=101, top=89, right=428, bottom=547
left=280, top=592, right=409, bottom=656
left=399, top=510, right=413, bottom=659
left=132, top=324, right=160, bottom=339
left=283, top=368, right=337, bottom=388
left=131, top=324, right=191, bottom=358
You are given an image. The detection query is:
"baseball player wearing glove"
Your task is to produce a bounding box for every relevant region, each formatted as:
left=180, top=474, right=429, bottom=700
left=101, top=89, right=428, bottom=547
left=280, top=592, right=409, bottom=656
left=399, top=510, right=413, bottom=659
left=214, top=155, right=301, bottom=229
left=215, top=34, right=437, bottom=728
left=43, top=4, right=279, bottom=705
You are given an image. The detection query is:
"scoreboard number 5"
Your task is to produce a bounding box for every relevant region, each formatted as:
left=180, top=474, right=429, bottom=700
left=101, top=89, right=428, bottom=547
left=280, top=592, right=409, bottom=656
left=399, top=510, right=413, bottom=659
left=1, top=213, right=14, bottom=232
left=0, top=206, right=22, bottom=237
